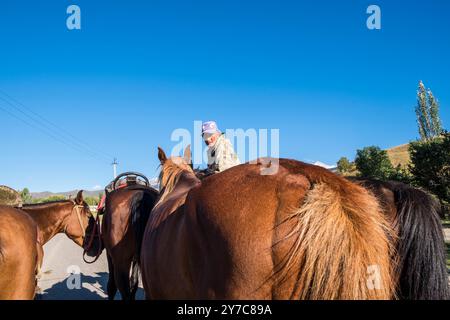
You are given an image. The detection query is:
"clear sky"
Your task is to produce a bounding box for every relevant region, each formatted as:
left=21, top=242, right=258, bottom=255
left=1, top=0, right=449, bottom=192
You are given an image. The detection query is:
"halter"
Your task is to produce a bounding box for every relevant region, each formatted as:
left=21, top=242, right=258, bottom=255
left=63, top=203, right=88, bottom=239
left=62, top=202, right=103, bottom=264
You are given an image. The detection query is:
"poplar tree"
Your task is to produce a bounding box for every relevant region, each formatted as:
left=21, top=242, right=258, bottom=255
left=415, top=81, right=443, bottom=141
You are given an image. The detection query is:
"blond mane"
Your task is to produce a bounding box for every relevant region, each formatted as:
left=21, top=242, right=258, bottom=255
left=156, top=157, right=195, bottom=206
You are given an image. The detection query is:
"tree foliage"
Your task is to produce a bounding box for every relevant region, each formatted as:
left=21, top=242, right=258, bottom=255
left=409, top=132, right=450, bottom=208
left=355, top=146, right=394, bottom=180
left=337, top=157, right=354, bottom=174
left=20, top=188, right=33, bottom=204
left=415, top=81, right=443, bottom=141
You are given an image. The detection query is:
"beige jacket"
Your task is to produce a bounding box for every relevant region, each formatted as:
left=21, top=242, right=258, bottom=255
left=207, top=134, right=241, bottom=172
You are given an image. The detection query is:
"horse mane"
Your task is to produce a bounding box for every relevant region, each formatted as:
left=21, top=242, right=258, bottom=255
left=156, top=159, right=196, bottom=207
left=22, top=200, right=73, bottom=208
left=22, top=199, right=90, bottom=213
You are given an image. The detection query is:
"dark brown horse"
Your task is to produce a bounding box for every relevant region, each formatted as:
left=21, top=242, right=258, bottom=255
left=102, top=183, right=159, bottom=300
left=21, top=190, right=101, bottom=275
left=350, top=178, right=450, bottom=300
left=0, top=206, right=39, bottom=300
left=141, top=147, right=395, bottom=299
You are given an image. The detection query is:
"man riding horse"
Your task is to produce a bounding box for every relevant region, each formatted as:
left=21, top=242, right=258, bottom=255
left=198, top=121, right=241, bottom=177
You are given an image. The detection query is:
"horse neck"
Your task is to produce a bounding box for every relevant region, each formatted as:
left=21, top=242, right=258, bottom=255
left=22, top=202, right=72, bottom=245
left=158, top=169, right=199, bottom=206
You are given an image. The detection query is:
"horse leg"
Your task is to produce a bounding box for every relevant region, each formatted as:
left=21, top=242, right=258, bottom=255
left=114, top=259, right=133, bottom=300
left=129, top=259, right=139, bottom=300
left=106, top=254, right=117, bottom=300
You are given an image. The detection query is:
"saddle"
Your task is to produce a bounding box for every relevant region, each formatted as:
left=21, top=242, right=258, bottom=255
left=97, top=172, right=152, bottom=214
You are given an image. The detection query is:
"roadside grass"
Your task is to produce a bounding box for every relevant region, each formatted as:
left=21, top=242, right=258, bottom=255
left=446, top=242, right=450, bottom=273
left=445, top=242, right=450, bottom=273
left=443, top=219, right=450, bottom=228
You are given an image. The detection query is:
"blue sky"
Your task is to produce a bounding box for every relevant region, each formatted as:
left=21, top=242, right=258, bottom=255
left=1, top=0, right=449, bottom=192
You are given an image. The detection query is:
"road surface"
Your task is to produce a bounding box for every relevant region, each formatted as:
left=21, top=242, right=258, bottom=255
left=36, top=234, right=144, bottom=300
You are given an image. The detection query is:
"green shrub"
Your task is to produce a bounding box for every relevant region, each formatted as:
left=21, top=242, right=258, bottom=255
left=409, top=132, right=450, bottom=213
left=355, top=146, right=394, bottom=180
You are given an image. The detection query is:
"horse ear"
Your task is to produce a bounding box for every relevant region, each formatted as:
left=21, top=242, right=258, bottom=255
left=183, top=144, right=192, bottom=165
left=158, top=147, right=167, bottom=165
left=75, top=190, right=84, bottom=205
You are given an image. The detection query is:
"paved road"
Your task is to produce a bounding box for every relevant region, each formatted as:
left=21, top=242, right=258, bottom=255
left=36, top=234, right=144, bottom=300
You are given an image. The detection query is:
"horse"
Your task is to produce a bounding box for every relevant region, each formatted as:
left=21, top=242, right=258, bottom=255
left=0, top=206, right=39, bottom=300
left=141, top=146, right=395, bottom=299
left=349, top=178, right=450, bottom=300
left=101, top=183, right=159, bottom=300
left=21, top=190, right=101, bottom=276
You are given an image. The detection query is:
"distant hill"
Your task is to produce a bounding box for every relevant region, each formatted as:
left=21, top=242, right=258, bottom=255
left=30, top=189, right=104, bottom=200
left=30, top=178, right=159, bottom=200
left=386, top=143, right=411, bottom=168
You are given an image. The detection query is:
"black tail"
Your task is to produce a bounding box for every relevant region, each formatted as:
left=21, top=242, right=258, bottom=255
left=389, top=182, right=449, bottom=300
left=130, top=188, right=159, bottom=264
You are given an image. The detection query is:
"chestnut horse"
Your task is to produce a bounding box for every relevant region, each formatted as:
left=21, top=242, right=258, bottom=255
left=102, top=184, right=159, bottom=300
left=141, top=147, right=395, bottom=299
left=21, top=191, right=101, bottom=275
left=350, top=179, right=449, bottom=300
left=0, top=206, right=39, bottom=300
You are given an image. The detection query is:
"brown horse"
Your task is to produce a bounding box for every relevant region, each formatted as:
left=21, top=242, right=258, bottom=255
left=0, top=206, right=39, bottom=300
left=350, top=178, right=450, bottom=300
left=141, top=147, right=395, bottom=299
left=21, top=190, right=101, bottom=275
left=102, top=184, right=159, bottom=300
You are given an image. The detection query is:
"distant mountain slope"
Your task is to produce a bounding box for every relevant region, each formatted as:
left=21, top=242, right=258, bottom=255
left=30, top=189, right=103, bottom=199
left=30, top=178, right=159, bottom=200
left=386, top=143, right=411, bottom=168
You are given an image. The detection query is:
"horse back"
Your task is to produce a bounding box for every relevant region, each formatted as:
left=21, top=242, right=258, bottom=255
left=0, top=206, right=38, bottom=300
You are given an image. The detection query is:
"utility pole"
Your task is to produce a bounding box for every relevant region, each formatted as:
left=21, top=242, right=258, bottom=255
left=111, top=158, right=118, bottom=179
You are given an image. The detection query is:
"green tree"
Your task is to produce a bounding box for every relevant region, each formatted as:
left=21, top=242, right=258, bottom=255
left=409, top=132, right=450, bottom=210
left=337, top=157, right=354, bottom=174
left=38, top=195, right=67, bottom=203
left=415, top=81, right=443, bottom=141
left=20, top=187, right=33, bottom=204
left=355, top=146, right=394, bottom=180
left=389, top=164, right=413, bottom=184
left=84, top=196, right=99, bottom=206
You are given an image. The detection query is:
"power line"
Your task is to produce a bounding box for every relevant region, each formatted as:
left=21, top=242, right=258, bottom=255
left=0, top=90, right=114, bottom=162
left=0, top=91, right=113, bottom=164
left=0, top=102, right=101, bottom=159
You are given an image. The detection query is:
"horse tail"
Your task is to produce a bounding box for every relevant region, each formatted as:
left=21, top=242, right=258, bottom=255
left=281, top=180, right=395, bottom=300
left=388, top=182, right=449, bottom=300
left=130, top=189, right=157, bottom=264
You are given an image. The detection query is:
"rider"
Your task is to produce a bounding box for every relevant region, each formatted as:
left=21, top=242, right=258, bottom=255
left=202, top=121, right=241, bottom=174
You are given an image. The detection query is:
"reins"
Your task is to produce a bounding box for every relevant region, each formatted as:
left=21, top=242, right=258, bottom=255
left=82, top=214, right=103, bottom=264
left=64, top=203, right=103, bottom=264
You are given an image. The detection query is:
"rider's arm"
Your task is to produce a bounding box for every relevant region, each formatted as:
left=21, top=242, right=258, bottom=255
left=214, top=138, right=240, bottom=172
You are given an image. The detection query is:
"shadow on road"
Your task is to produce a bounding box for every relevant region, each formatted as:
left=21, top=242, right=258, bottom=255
left=37, top=272, right=109, bottom=300
left=36, top=272, right=146, bottom=300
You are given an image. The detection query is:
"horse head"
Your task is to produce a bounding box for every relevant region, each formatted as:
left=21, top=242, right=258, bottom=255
left=157, top=145, right=194, bottom=191
left=62, top=190, right=93, bottom=247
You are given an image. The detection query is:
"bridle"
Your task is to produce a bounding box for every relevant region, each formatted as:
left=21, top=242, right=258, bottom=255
left=82, top=213, right=102, bottom=264
left=64, top=202, right=103, bottom=264
left=63, top=204, right=87, bottom=238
